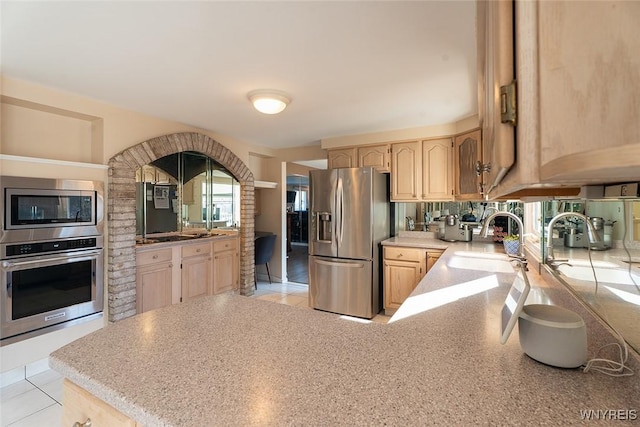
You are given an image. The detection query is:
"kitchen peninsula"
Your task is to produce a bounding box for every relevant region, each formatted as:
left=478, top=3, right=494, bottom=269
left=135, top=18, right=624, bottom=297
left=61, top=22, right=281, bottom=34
left=51, top=240, right=640, bottom=426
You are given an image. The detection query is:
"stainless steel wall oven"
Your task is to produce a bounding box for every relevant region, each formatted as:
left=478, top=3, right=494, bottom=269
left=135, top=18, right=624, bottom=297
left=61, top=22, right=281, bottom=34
left=1, top=176, right=104, bottom=344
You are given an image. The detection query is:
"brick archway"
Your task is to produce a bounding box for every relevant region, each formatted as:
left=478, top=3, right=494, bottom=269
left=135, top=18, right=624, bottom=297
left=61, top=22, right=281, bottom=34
left=107, top=132, right=255, bottom=322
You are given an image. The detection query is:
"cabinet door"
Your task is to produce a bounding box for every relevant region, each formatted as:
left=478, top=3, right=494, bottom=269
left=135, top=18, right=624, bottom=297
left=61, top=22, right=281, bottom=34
left=391, top=141, right=421, bottom=201
left=213, top=249, right=237, bottom=294
left=358, top=144, right=390, bottom=173
left=384, top=260, right=422, bottom=310
left=181, top=255, right=212, bottom=301
left=136, top=262, right=173, bottom=313
left=327, top=148, right=357, bottom=169
left=421, top=138, right=453, bottom=200
left=426, top=250, right=444, bottom=272
left=454, top=129, right=483, bottom=200
left=63, top=379, right=136, bottom=427
left=383, top=246, right=426, bottom=312
left=536, top=1, right=640, bottom=183
left=477, top=0, right=515, bottom=193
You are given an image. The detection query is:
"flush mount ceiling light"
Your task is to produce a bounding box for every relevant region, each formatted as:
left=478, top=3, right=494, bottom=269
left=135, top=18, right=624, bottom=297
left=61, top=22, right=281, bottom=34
left=248, top=89, right=290, bottom=115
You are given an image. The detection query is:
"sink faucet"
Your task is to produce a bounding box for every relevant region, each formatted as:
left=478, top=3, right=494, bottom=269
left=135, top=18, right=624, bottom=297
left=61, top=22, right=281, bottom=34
left=480, top=211, right=526, bottom=260
left=545, top=212, right=600, bottom=265
left=480, top=211, right=529, bottom=274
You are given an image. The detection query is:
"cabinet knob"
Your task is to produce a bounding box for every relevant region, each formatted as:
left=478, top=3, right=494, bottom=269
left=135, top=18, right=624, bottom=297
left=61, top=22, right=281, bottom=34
left=73, top=419, right=92, bottom=427
left=397, top=253, right=403, bottom=258
left=152, top=255, right=158, bottom=259
left=196, top=248, right=201, bottom=253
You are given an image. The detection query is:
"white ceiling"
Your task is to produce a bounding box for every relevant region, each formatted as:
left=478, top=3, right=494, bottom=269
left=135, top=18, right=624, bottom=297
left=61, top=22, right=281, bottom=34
left=1, top=1, right=477, bottom=150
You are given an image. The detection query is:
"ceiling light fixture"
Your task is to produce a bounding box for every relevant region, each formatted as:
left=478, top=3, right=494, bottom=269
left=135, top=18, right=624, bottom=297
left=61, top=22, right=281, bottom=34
left=248, top=89, right=290, bottom=115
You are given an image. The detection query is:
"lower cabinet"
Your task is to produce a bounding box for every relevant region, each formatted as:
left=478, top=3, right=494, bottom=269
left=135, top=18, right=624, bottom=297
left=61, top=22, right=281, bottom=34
left=383, top=246, right=444, bottom=315
left=136, top=236, right=239, bottom=314
left=136, top=248, right=173, bottom=313
left=181, top=242, right=212, bottom=302
left=63, top=379, right=138, bottom=427
left=213, top=239, right=239, bottom=294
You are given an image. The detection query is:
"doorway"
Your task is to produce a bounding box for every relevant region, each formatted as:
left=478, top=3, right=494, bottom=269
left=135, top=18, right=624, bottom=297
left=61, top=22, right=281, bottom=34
left=286, top=174, right=309, bottom=284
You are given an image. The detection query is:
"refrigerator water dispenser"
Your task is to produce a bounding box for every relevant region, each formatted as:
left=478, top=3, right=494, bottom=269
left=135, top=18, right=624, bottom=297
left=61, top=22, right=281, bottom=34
left=316, top=212, right=332, bottom=242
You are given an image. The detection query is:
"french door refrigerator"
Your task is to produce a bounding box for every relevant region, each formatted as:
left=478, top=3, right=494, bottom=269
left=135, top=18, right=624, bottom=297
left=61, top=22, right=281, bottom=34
left=308, top=167, right=390, bottom=319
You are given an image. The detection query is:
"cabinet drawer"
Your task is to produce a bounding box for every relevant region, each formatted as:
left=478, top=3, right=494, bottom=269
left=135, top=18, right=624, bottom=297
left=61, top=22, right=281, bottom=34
left=384, top=247, right=422, bottom=262
left=137, top=248, right=172, bottom=266
left=213, top=239, right=237, bottom=253
left=62, top=379, right=136, bottom=427
left=182, top=242, right=211, bottom=258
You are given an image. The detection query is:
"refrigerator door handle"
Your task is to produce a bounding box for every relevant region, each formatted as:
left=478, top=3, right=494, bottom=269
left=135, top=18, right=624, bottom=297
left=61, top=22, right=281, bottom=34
left=314, top=259, right=365, bottom=269
left=337, top=177, right=344, bottom=247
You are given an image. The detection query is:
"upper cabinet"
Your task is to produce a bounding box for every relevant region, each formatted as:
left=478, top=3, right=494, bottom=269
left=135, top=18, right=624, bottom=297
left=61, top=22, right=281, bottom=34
left=391, top=141, right=421, bottom=201
left=421, top=138, right=453, bottom=201
left=454, top=130, right=483, bottom=200
left=358, top=144, right=390, bottom=173
left=327, top=147, right=357, bottom=169
left=479, top=0, right=640, bottom=199
left=536, top=1, right=640, bottom=184
left=390, top=138, right=454, bottom=202
left=476, top=0, right=515, bottom=196
left=328, top=144, right=390, bottom=172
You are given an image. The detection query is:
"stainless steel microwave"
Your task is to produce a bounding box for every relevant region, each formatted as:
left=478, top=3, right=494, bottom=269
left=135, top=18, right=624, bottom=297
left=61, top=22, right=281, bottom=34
left=1, top=176, right=104, bottom=244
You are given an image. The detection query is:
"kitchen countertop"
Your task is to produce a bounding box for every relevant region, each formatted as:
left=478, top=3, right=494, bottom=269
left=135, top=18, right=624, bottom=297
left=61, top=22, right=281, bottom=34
left=50, top=239, right=640, bottom=426
left=135, top=231, right=237, bottom=250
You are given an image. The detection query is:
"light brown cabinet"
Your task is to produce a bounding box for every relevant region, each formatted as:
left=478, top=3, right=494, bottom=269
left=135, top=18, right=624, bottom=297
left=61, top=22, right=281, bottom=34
left=212, top=238, right=239, bottom=294
left=327, top=147, right=357, bottom=169
left=358, top=144, right=390, bottom=172
left=479, top=0, right=640, bottom=199
left=421, top=138, right=453, bottom=201
left=454, top=129, right=483, bottom=200
left=426, top=250, right=444, bottom=272
left=136, top=248, right=173, bottom=314
left=328, top=144, right=390, bottom=172
left=383, top=246, right=444, bottom=315
left=391, top=139, right=454, bottom=202
left=136, top=236, right=239, bottom=312
left=390, top=141, right=421, bottom=201
left=63, top=379, right=138, bottom=427
left=181, top=242, right=212, bottom=301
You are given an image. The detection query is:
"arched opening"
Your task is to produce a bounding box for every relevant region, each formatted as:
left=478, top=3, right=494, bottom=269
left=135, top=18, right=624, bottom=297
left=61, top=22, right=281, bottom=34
left=107, top=132, right=254, bottom=322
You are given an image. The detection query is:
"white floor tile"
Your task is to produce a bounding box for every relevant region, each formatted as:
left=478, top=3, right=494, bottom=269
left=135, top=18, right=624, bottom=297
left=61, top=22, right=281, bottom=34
left=7, top=403, right=62, bottom=427
left=0, top=381, right=36, bottom=404
left=0, top=387, right=56, bottom=426
left=280, top=295, right=307, bottom=306
left=0, top=368, right=24, bottom=389
left=38, top=378, right=63, bottom=404
left=26, top=369, right=61, bottom=389
left=24, top=359, right=49, bottom=379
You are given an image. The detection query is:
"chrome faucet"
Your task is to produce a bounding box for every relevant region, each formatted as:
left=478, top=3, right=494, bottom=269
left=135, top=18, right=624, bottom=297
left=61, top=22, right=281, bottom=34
left=545, top=212, right=600, bottom=265
left=480, top=211, right=527, bottom=270
left=480, top=206, right=499, bottom=224
left=480, top=211, right=526, bottom=258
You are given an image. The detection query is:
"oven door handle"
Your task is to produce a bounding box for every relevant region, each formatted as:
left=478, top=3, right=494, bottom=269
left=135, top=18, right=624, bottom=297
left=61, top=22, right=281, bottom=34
left=1, top=250, right=102, bottom=271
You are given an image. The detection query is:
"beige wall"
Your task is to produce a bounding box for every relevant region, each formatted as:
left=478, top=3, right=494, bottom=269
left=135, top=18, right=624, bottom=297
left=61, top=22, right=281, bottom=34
left=1, top=76, right=257, bottom=165
left=320, top=114, right=479, bottom=149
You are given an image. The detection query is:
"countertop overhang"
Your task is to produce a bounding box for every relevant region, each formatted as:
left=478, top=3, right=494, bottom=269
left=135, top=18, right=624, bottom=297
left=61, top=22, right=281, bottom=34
left=51, top=239, right=640, bottom=426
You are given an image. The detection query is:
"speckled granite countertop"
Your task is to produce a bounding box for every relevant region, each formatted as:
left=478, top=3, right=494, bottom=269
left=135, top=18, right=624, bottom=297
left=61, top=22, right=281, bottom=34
left=50, top=240, right=640, bottom=426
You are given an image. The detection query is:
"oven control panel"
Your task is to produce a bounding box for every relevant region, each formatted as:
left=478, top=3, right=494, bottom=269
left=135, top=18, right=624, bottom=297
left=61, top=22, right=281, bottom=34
left=4, top=238, right=98, bottom=257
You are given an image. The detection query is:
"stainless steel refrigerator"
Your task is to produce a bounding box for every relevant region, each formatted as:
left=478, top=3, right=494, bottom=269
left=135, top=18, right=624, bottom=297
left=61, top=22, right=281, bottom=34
left=308, top=167, right=390, bottom=319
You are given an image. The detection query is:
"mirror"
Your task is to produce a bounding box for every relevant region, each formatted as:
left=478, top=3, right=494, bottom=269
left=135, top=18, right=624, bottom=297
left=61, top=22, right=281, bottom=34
left=135, top=151, right=240, bottom=236
left=398, top=201, right=523, bottom=233
left=540, top=199, right=640, bottom=354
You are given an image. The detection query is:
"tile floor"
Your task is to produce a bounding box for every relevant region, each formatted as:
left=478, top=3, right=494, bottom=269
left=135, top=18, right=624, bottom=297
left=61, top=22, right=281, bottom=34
left=1, top=280, right=389, bottom=425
